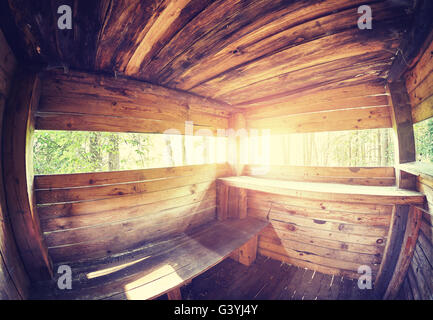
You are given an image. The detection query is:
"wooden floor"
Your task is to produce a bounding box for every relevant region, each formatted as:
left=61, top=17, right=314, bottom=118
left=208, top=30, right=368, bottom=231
left=178, top=255, right=376, bottom=300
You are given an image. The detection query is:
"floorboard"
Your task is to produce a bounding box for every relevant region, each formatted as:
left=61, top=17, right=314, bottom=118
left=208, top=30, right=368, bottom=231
left=181, top=255, right=376, bottom=300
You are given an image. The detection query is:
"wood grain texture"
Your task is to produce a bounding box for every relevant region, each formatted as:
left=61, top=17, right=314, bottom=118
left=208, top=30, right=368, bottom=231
left=243, top=165, right=396, bottom=186
left=0, top=29, right=29, bottom=299
left=32, top=218, right=268, bottom=300
left=2, top=69, right=53, bottom=281
left=36, top=164, right=230, bottom=264
left=0, top=0, right=412, bottom=108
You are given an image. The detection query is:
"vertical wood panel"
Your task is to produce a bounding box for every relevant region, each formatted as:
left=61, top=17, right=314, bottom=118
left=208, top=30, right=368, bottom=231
left=3, top=69, right=53, bottom=281
left=387, top=81, right=416, bottom=189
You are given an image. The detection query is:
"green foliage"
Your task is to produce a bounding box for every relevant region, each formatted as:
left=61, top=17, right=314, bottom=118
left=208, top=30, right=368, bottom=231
left=414, top=117, right=433, bottom=163
left=33, top=131, right=155, bottom=175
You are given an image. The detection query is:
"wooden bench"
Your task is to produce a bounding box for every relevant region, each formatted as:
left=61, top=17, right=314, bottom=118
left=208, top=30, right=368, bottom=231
left=217, top=176, right=426, bottom=205
left=32, top=217, right=268, bottom=300
left=216, top=175, right=426, bottom=296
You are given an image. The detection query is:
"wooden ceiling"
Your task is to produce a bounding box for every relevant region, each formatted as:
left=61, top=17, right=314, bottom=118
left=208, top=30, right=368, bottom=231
left=0, top=0, right=415, bottom=110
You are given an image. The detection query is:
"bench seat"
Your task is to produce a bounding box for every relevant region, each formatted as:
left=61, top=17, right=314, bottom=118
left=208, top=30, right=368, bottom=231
left=31, top=217, right=268, bottom=300
left=218, top=176, right=425, bottom=205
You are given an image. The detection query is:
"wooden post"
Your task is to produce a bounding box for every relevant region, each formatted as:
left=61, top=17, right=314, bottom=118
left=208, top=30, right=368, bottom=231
left=374, top=205, right=422, bottom=299
left=374, top=205, right=409, bottom=298
left=216, top=180, right=228, bottom=221
left=230, top=235, right=258, bottom=266
left=387, top=81, right=416, bottom=189
left=2, top=69, right=53, bottom=281
left=167, top=287, right=182, bottom=300
left=228, top=112, right=247, bottom=176
left=383, top=206, right=422, bottom=299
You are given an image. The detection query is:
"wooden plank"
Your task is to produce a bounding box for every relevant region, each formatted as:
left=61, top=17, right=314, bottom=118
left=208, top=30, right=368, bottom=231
left=247, top=106, right=392, bottom=134
left=405, top=35, right=433, bottom=94
left=407, top=70, right=433, bottom=122
left=35, top=163, right=229, bottom=189
left=244, top=165, right=395, bottom=179
left=248, top=190, right=394, bottom=215
left=47, top=206, right=217, bottom=264
left=261, top=224, right=383, bottom=256
left=34, top=218, right=268, bottom=299
left=259, top=235, right=381, bottom=267
left=0, top=29, right=29, bottom=300
left=166, top=287, right=182, bottom=300
left=2, top=69, right=53, bottom=281
left=40, top=193, right=216, bottom=233
left=231, top=235, right=258, bottom=267
left=40, top=70, right=232, bottom=118
left=384, top=206, right=423, bottom=299
left=35, top=112, right=220, bottom=135
left=374, top=205, right=409, bottom=298
left=36, top=168, right=226, bottom=204
left=248, top=198, right=392, bottom=227
left=244, top=83, right=388, bottom=117
left=387, top=80, right=416, bottom=189
left=200, top=51, right=394, bottom=105
left=218, top=176, right=425, bottom=205
left=174, top=1, right=404, bottom=91
left=257, top=248, right=360, bottom=280
left=216, top=180, right=228, bottom=221
left=388, top=0, right=433, bottom=82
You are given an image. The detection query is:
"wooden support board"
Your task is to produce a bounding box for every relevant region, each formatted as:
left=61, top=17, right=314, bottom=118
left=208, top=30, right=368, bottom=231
left=2, top=69, right=53, bottom=281
left=218, top=176, right=425, bottom=205
left=32, top=218, right=268, bottom=300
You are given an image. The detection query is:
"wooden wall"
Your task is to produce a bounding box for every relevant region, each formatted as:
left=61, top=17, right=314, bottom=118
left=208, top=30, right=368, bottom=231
left=394, top=36, right=433, bottom=300
left=0, top=29, right=29, bottom=299
left=405, top=35, right=433, bottom=124
left=36, top=70, right=231, bottom=135
left=35, top=163, right=231, bottom=265
left=244, top=165, right=396, bottom=280
left=245, top=82, right=392, bottom=134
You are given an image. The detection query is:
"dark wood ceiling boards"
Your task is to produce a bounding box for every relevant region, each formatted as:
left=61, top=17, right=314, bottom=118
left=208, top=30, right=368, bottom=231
left=0, top=0, right=416, bottom=114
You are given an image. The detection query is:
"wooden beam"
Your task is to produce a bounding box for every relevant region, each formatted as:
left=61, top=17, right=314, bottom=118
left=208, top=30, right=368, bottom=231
left=228, top=112, right=247, bottom=176
left=374, top=205, right=410, bottom=298
left=387, top=81, right=416, bottom=189
left=166, top=287, right=182, bottom=300
left=230, top=235, right=258, bottom=267
left=216, top=180, right=228, bottom=221
left=383, top=206, right=423, bottom=299
left=2, top=68, right=53, bottom=281
left=387, top=0, right=433, bottom=82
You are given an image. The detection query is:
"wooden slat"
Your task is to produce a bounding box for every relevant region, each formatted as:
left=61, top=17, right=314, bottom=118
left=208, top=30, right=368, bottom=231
left=387, top=0, right=433, bottom=82
left=259, top=235, right=381, bottom=267
left=37, top=181, right=215, bottom=220
left=244, top=165, right=396, bottom=186
left=0, top=29, right=29, bottom=300
left=247, top=190, right=394, bottom=215
left=258, top=240, right=379, bottom=275
left=218, top=176, right=425, bottom=205
left=261, top=224, right=383, bottom=256
left=248, top=198, right=391, bottom=227
left=174, top=1, right=403, bottom=91
left=197, top=51, right=394, bottom=105
left=374, top=205, right=410, bottom=298
left=40, top=192, right=216, bottom=233
left=244, top=83, right=388, bottom=117
left=2, top=69, right=53, bottom=281
left=247, top=106, right=392, bottom=134
left=35, top=163, right=229, bottom=189
left=192, top=27, right=401, bottom=99
left=384, top=206, right=423, bottom=299
left=36, top=166, right=228, bottom=204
